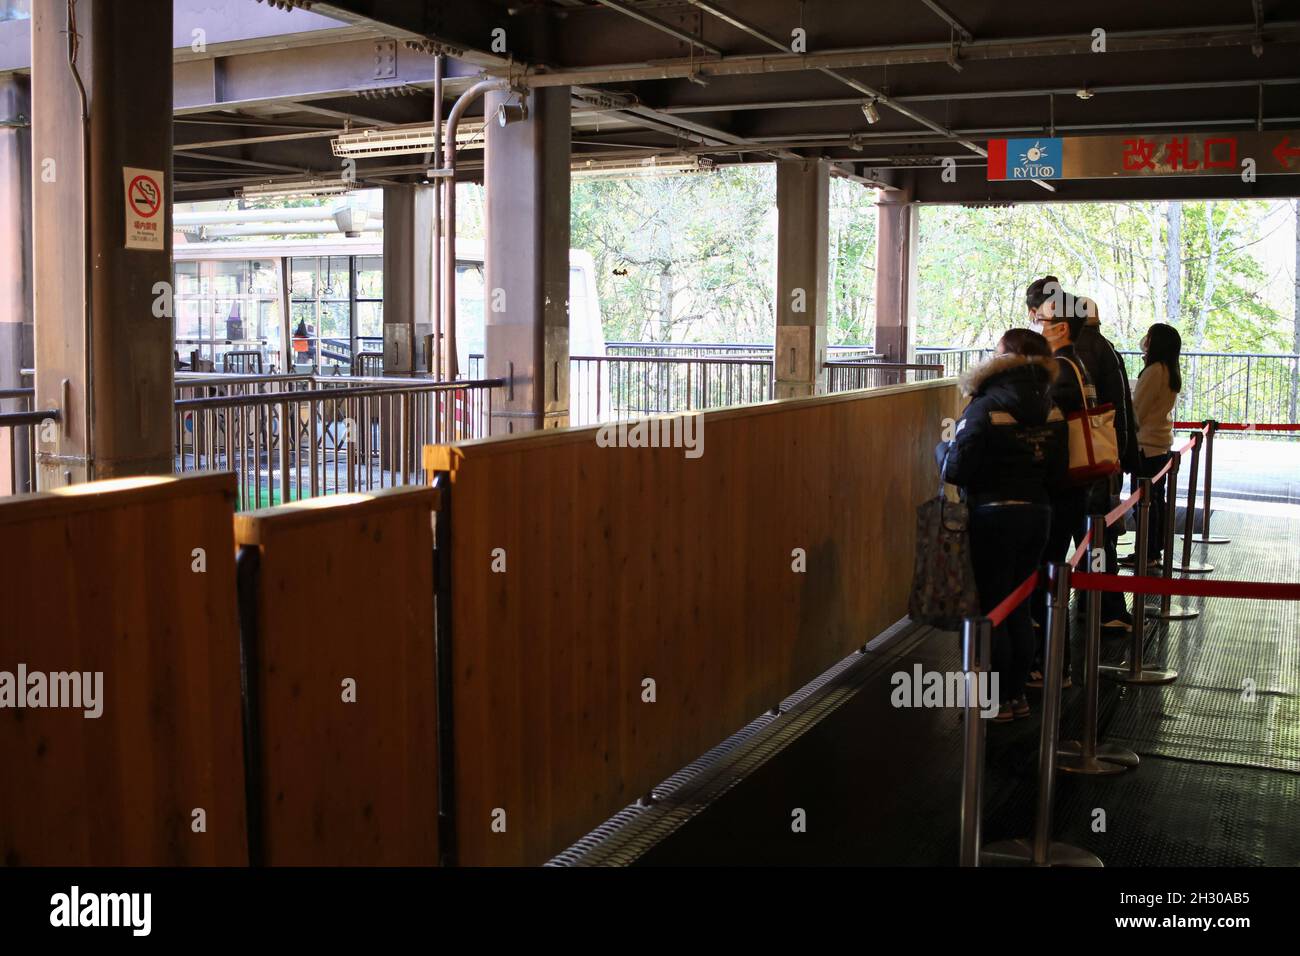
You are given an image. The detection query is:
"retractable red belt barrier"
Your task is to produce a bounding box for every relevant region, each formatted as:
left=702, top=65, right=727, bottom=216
left=1072, top=571, right=1300, bottom=601
left=1174, top=421, right=1300, bottom=432
left=987, top=569, right=1041, bottom=628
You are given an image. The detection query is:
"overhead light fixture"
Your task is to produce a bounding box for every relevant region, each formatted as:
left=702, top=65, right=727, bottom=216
left=333, top=206, right=369, bottom=238
left=496, top=102, right=528, bottom=127
left=572, top=154, right=717, bottom=180
left=1076, top=87, right=1095, bottom=100
left=861, top=99, right=881, bottom=125
left=239, top=177, right=354, bottom=199
left=331, top=122, right=486, bottom=158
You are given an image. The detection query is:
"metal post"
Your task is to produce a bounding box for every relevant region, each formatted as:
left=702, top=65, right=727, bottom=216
left=1199, top=420, right=1231, bottom=544
left=1101, top=479, right=1178, bottom=685
left=433, top=471, right=458, bottom=866
left=959, top=616, right=991, bottom=867
left=982, top=564, right=1103, bottom=867
left=1177, top=432, right=1211, bottom=574
left=235, top=545, right=265, bottom=866
left=1158, top=449, right=1199, bottom=620
left=1059, top=517, right=1138, bottom=774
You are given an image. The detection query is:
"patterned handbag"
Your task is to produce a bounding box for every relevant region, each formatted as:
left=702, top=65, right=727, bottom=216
left=908, top=455, right=981, bottom=631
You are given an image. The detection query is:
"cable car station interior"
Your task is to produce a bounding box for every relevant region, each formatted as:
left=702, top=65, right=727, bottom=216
left=0, top=0, right=1297, bottom=885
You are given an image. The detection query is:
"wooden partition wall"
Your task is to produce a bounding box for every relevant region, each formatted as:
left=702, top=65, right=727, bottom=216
left=233, top=486, right=440, bottom=865
left=432, top=379, right=960, bottom=865
left=0, top=473, right=247, bottom=865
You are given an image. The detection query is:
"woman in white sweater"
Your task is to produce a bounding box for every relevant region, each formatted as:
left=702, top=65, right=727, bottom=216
left=1131, top=323, right=1183, bottom=565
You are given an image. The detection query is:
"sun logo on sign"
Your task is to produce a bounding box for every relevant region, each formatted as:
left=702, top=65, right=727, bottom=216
left=1020, top=142, right=1045, bottom=165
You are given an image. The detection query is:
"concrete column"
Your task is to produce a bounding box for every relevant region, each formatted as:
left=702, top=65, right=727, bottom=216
left=874, top=174, right=918, bottom=364
left=0, top=74, right=32, bottom=494
left=484, top=85, right=570, bottom=433
left=31, top=0, right=174, bottom=486
left=382, top=184, right=435, bottom=375
left=774, top=159, right=829, bottom=399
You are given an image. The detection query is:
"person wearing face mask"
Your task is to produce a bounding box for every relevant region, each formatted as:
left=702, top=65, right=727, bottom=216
left=1125, top=323, right=1183, bottom=569
left=1024, top=275, right=1096, bottom=689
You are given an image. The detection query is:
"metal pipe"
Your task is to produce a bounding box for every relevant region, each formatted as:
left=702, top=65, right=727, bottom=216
left=1058, top=516, right=1137, bottom=775
left=958, top=615, right=990, bottom=866
left=443, top=79, right=509, bottom=383
left=1159, top=452, right=1181, bottom=617
left=981, top=564, right=1103, bottom=866
left=1201, top=420, right=1230, bottom=544
left=432, top=54, right=443, bottom=379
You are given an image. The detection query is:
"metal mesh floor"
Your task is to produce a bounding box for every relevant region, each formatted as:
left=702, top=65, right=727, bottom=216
left=605, top=508, right=1300, bottom=866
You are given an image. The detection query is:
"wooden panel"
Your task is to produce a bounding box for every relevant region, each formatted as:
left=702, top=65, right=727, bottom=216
left=233, top=486, right=439, bottom=865
left=436, top=381, right=960, bottom=865
left=0, top=473, right=246, bottom=865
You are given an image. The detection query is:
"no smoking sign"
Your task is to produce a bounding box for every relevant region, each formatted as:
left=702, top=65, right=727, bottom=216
left=123, top=166, right=165, bottom=250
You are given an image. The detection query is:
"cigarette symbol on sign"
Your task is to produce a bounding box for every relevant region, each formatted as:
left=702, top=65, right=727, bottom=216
left=128, top=175, right=161, bottom=218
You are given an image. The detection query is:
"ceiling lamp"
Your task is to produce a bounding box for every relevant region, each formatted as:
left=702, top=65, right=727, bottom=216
left=572, top=154, right=717, bottom=180
left=332, top=122, right=486, bottom=158
left=861, top=99, right=881, bottom=124
left=239, top=177, right=353, bottom=199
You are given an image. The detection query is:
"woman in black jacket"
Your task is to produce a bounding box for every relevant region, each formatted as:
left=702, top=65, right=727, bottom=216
left=941, top=329, right=1067, bottom=721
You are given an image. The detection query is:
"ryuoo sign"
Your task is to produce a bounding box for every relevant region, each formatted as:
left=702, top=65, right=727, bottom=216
left=988, top=131, right=1300, bottom=181
left=987, top=138, right=1063, bottom=180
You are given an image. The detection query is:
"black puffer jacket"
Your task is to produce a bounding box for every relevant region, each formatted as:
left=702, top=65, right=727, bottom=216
left=941, top=354, right=1068, bottom=505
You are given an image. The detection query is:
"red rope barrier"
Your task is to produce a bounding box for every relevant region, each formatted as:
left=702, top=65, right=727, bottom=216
left=1067, top=529, right=1092, bottom=570
left=1072, top=571, right=1300, bottom=601
left=987, top=569, right=1041, bottom=627
left=1172, top=421, right=1300, bottom=432
left=1106, top=488, right=1142, bottom=527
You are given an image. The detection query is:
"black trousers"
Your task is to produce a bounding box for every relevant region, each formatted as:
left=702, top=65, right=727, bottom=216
left=1032, top=487, right=1088, bottom=677
left=1138, top=452, right=1173, bottom=561
left=970, top=502, right=1051, bottom=705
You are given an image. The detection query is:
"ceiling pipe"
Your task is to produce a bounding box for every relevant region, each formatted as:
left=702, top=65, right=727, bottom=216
left=442, top=78, right=509, bottom=381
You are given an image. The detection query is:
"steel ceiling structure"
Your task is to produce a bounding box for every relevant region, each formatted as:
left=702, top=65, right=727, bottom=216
left=3, top=0, right=1299, bottom=201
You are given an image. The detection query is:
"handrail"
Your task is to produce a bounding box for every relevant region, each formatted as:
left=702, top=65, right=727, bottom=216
left=0, top=408, right=61, bottom=427
left=174, top=377, right=507, bottom=412
left=0, top=387, right=35, bottom=400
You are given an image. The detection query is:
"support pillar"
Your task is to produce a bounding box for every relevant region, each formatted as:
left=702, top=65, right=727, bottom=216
left=382, top=184, right=435, bottom=375
left=0, top=74, right=32, bottom=494
left=875, top=174, right=918, bottom=363
left=31, top=0, right=174, bottom=486
left=774, top=159, right=829, bottom=399
left=484, top=85, right=570, bottom=433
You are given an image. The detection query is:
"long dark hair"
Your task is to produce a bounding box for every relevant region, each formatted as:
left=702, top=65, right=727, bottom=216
left=999, top=327, right=1052, bottom=359
left=1143, top=323, right=1183, bottom=392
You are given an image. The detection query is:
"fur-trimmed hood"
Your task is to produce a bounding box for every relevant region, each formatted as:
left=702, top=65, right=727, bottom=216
left=960, top=352, right=1058, bottom=398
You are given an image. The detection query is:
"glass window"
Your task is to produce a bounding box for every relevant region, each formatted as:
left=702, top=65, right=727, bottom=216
left=455, top=262, right=486, bottom=370
left=355, top=256, right=382, bottom=298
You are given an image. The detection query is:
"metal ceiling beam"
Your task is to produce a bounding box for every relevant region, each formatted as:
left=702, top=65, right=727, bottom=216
left=516, top=21, right=1300, bottom=87
left=918, top=0, right=974, bottom=43
left=592, top=0, right=722, bottom=57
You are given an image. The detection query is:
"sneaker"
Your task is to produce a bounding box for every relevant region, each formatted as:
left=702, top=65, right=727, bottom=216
left=1061, top=674, right=1073, bottom=689
left=993, top=704, right=1015, bottom=723
left=1026, top=670, right=1044, bottom=689
left=1102, top=616, right=1133, bottom=632
left=1012, top=697, right=1031, bottom=719
left=1118, top=553, right=1138, bottom=567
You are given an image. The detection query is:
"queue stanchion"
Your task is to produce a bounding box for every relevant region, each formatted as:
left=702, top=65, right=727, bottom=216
left=1100, top=478, right=1178, bottom=685
left=1059, top=516, right=1138, bottom=775
left=982, top=563, right=1103, bottom=867
left=1175, top=431, right=1211, bottom=574
left=1176, top=430, right=1213, bottom=575
left=1159, top=451, right=1199, bottom=620
left=959, top=616, right=992, bottom=867
left=1199, top=420, right=1231, bottom=545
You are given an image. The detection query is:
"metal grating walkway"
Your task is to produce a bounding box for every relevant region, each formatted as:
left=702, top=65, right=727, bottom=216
left=556, top=508, right=1300, bottom=866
